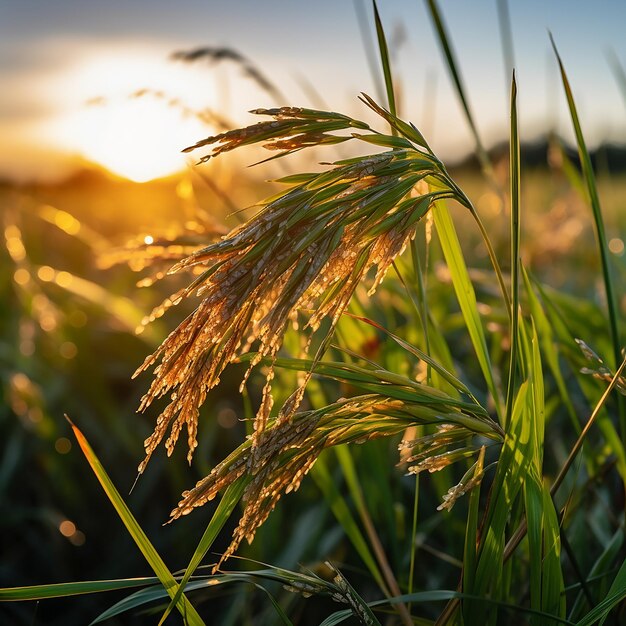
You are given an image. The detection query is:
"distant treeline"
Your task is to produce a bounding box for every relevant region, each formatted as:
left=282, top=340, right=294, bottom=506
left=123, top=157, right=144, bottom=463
left=453, top=137, right=626, bottom=173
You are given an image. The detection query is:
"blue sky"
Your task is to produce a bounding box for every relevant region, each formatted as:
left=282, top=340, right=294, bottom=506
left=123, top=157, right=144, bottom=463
left=1, top=0, right=625, bottom=180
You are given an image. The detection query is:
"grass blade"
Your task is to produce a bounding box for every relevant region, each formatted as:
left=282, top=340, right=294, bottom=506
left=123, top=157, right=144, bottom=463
left=505, top=71, right=521, bottom=426
left=461, top=452, right=482, bottom=624
left=432, top=200, right=503, bottom=419
left=523, top=270, right=580, bottom=434
left=0, top=578, right=158, bottom=601
left=372, top=0, right=397, bottom=117
left=326, top=562, right=383, bottom=626
left=158, top=477, right=249, bottom=625
left=332, top=445, right=413, bottom=626
left=575, top=556, right=626, bottom=626
left=569, top=529, right=623, bottom=620
left=469, top=381, right=534, bottom=622
left=502, top=355, right=626, bottom=564
left=496, top=0, right=515, bottom=92
left=550, top=35, right=621, bottom=372
left=607, top=48, right=626, bottom=111
left=425, top=0, right=494, bottom=181
left=66, top=417, right=205, bottom=626
left=353, top=0, right=385, bottom=105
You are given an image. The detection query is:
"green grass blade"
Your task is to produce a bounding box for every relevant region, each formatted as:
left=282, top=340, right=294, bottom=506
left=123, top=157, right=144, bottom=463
left=524, top=472, right=544, bottom=618
left=523, top=269, right=580, bottom=434
left=569, top=529, right=623, bottom=620
left=470, top=381, right=533, bottom=621
left=372, top=0, right=397, bottom=117
left=539, top=482, right=565, bottom=621
left=332, top=444, right=412, bottom=626
left=66, top=417, right=205, bottom=626
left=575, top=556, right=626, bottom=626
left=93, top=585, right=175, bottom=624
left=326, top=563, right=383, bottom=626
left=432, top=200, right=503, bottom=420
left=607, top=48, right=626, bottom=111
left=425, top=0, right=494, bottom=180
left=353, top=0, right=385, bottom=105
left=461, top=453, right=482, bottom=624
left=550, top=35, right=621, bottom=372
left=505, top=72, right=521, bottom=425
left=249, top=583, right=296, bottom=626
left=524, top=474, right=564, bottom=623
left=502, top=356, right=626, bottom=566
left=322, top=590, right=575, bottom=626
left=93, top=575, right=296, bottom=624
left=496, top=0, right=515, bottom=90
left=158, top=477, right=249, bottom=625
left=0, top=578, right=158, bottom=601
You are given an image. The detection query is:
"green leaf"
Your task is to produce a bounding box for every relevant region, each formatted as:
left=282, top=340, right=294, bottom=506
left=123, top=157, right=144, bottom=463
left=158, top=477, right=248, bottom=625
left=320, top=590, right=574, bottom=626
left=66, top=417, right=205, bottom=626
left=372, top=0, right=396, bottom=118
left=523, top=269, right=580, bottom=435
left=432, top=200, right=503, bottom=419
left=0, top=578, right=158, bottom=601
left=550, top=35, right=621, bottom=373
left=425, top=0, right=494, bottom=179
left=461, top=452, right=482, bottom=624
left=569, top=529, right=623, bottom=620
left=470, top=382, right=533, bottom=621
left=505, top=72, right=521, bottom=425
left=576, top=556, right=626, bottom=626
left=352, top=133, right=413, bottom=150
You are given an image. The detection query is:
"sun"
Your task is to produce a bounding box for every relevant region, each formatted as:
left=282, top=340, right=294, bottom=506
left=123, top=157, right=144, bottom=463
left=46, top=48, right=215, bottom=182
left=67, top=96, right=207, bottom=182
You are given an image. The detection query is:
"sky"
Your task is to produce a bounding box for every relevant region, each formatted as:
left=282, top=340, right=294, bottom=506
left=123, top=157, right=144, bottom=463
left=1, top=0, right=626, bottom=182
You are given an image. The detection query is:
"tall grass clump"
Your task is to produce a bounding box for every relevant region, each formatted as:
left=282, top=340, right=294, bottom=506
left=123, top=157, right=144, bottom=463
left=2, top=2, right=626, bottom=625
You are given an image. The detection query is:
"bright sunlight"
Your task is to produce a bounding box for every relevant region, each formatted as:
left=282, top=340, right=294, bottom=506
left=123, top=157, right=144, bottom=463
left=46, top=48, right=214, bottom=182
left=64, top=97, right=208, bottom=182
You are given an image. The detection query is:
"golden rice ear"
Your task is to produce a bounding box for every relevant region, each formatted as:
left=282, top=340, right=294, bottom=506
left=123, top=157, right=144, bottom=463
left=164, top=346, right=499, bottom=567
left=135, top=101, right=470, bottom=474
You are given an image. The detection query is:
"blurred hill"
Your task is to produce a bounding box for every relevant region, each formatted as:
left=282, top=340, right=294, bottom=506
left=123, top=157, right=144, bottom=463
left=452, top=138, right=626, bottom=173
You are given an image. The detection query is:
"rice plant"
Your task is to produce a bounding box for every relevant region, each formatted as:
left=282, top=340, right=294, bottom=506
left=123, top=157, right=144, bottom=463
left=2, top=2, right=626, bottom=625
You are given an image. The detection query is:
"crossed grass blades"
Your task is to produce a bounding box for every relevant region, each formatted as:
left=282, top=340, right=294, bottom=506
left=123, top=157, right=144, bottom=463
left=134, top=95, right=503, bottom=565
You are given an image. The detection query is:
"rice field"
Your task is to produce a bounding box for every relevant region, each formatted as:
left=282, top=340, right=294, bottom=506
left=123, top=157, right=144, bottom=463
left=2, top=1, right=626, bottom=625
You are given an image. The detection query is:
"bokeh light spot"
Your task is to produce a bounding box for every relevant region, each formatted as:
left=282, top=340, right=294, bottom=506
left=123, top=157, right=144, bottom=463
left=13, top=268, right=31, bottom=286
left=55, top=437, right=72, bottom=454
left=56, top=271, right=72, bottom=288
left=69, top=310, right=88, bottom=327
left=37, top=266, right=55, bottom=282
left=609, top=238, right=624, bottom=255
left=59, top=520, right=76, bottom=537
left=60, top=342, right=78, bottom=359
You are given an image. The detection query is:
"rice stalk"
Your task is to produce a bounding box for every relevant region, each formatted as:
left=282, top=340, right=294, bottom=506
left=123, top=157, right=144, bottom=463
left=168, top=356, right=500, bottom=569
left=171, top=46, right=288, bottom=104
left=133, top=96, right=477, bottom=474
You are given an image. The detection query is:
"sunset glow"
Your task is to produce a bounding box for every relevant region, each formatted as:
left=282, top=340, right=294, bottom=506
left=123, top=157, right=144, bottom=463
left=45, top=50, right=214, bottom=182
left=62, top=97, right=207, bottom=182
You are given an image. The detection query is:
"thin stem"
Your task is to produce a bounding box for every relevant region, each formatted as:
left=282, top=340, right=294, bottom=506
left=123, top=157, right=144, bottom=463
left=407, top=232, right=431, bottom=609
left=352, top=478, right=414, bottom=626
left=407, top=476, right=420, bottom=611
left=333, top=445, right=412, bottom=626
